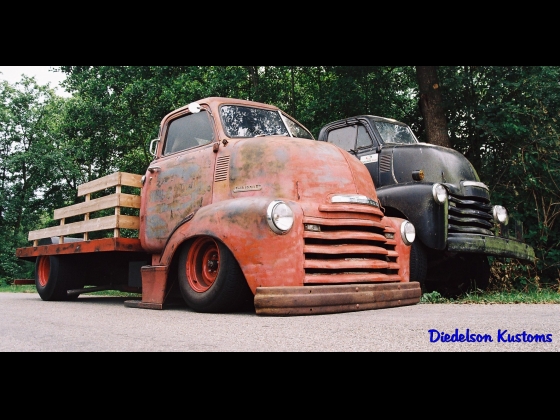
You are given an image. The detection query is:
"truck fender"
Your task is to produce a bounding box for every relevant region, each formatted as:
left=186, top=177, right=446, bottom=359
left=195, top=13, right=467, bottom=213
left=380, top=216, right=412, bottom=282
left=158, top=197, right=305, bottom=293
left=377, top=183, right=447, bottom=250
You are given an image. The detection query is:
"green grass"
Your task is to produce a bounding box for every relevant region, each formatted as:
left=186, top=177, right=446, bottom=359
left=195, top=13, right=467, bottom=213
left=420, top=288, right=560, bottom=304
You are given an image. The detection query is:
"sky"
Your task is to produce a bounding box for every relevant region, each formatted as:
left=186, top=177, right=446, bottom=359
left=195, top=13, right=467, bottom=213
left=0, top=66, right=70, bottom=97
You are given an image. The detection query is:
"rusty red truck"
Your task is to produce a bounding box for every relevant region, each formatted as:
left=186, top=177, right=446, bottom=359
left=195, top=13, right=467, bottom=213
left=16, top=97, right=421, bottom=315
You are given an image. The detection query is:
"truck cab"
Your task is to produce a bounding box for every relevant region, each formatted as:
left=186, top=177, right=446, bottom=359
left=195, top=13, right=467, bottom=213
left=318, top=115, right=535, bottom=297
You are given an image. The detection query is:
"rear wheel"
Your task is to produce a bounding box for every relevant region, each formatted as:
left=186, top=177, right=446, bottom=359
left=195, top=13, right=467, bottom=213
left=178, top=236, right=254, bottom=313
left=35, top=255, right=80, bottom=301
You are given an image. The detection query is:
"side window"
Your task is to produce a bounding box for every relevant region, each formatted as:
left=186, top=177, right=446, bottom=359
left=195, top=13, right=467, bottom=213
left=356, top=124, right=373, bottom=148
left=164, top=111, right=214, bottom=155
left=326, top=126, right=357, bottom=151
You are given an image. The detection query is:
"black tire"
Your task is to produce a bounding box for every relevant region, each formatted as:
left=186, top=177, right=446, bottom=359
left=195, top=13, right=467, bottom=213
left=35, top=255, right=81, bottom=301
left=464, top=254, right=491, bottom=292
left=426, top=253, right=490, bottom=298
left=178, top=236, right=254, bottom=313
left=410, top=241, right=428, bottom=285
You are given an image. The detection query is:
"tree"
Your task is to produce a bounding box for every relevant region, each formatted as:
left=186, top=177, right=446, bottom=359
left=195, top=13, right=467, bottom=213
left=0, top=76, right=72, bottom=280
left=416, top=66, right=451, bottom=147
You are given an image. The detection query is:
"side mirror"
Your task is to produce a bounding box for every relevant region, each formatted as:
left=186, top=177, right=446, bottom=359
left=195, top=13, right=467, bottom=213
left=149, top=138, right=160, bottom=156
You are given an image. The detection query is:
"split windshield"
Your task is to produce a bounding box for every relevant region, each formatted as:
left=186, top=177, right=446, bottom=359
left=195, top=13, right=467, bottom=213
left=374, top=121, right=418, bottom=145
left=221, top=105, right=314, bottom=139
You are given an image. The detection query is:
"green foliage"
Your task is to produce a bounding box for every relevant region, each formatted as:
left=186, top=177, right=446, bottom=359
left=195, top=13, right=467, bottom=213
left=421, top=291, right=448, bottom=303
left=438, top=66, right=560, bottom=287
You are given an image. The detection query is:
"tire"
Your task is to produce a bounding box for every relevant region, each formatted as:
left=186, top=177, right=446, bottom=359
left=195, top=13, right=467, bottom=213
left=463, top=254, right=490, bottom=292
left=410, top=241, right=428, bottom=285
left=425, top=253, right=490, bottom=298
left=35, top=255, right=81, bottom=301
left=178, top=236, right=254, bottom=313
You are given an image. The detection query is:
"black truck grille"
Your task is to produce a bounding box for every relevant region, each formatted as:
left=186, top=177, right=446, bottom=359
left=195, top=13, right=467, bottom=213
left=448, top=194, right=494, bottom=235
left=302, top=204, right=402, bottom=284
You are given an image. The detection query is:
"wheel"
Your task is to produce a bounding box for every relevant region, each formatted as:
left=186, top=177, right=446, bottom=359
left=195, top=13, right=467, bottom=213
left=35, top=255, right=81, bottom=301
left=410, top=240, right=428, bottom=285
left=425, top=253, right=490, bottom=298
left=178, top=236, right=254, bottom=313
left=463, top=254, right=490, bottom=292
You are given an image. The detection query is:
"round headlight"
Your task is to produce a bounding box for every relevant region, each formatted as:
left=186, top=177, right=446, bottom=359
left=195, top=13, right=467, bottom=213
left=400, top=220, right=416, bottom=246
left=267, top=200, right=294, bottom=234
left=493, top=205, right=509, bottom=225
left=432, top=183, right=448, bottom=204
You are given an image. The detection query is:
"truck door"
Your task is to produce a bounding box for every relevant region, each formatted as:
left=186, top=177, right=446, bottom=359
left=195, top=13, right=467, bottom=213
left=140, top=109, right=216, bottom=253
left=325, top=123, right=380, bottom=185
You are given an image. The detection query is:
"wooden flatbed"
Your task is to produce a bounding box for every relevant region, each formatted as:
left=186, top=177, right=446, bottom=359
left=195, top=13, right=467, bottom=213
left=16, top=172, right=144, bottom=261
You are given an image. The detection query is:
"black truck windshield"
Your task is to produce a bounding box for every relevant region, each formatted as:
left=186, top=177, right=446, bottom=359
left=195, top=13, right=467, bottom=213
left=374, top=121, right=418, bottom=145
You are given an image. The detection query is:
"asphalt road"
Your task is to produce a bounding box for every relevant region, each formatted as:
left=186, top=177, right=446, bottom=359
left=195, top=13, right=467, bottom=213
left=1, top=292, right=558, bottom=352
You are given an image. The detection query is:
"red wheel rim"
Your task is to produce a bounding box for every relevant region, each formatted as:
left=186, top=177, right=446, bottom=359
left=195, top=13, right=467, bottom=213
left=37, top=256, right=50, bottom=287
left=186, top=237, right=220, bottom=293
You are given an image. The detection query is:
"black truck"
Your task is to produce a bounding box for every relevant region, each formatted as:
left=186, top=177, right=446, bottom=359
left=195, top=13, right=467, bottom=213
left=318, top=115, right=535, bottom=297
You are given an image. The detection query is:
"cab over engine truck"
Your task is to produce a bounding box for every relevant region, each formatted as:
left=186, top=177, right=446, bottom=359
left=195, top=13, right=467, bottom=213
left=16, top=98, right=421, bottom=316
left=318, top=115, right=535, bottom=297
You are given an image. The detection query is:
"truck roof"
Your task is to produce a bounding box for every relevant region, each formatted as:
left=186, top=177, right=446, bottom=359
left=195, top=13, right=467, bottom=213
left=163, top=97, right=281, bottom=121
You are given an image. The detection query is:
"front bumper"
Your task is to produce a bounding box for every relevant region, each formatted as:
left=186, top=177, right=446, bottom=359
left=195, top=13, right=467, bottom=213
left=447, top=233, right=535, bottom=262
left=254, top=282, right=421, bottom=316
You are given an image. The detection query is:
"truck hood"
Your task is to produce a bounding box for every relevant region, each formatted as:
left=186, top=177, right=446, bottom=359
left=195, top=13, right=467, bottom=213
left=228, top=136, right=378, bottom=203
left=380, top=142, right=480, bottom=186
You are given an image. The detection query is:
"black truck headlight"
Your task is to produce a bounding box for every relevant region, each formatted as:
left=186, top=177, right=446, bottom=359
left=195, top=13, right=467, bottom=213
left=493, top=205, right=509, bottom=225
left=400, top=220, right=416, bottom=246
left=267, top=200, right=294, bottom=234
left=432, top=183, right=448, bottom=204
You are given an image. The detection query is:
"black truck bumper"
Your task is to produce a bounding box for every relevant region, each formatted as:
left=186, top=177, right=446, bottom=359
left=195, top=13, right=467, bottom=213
left=447, top=233, right=535, bottom=262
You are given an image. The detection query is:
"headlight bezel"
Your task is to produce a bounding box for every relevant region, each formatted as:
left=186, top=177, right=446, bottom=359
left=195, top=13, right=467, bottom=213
left=492, top=205, right=509, bottom=226
left=266, top=200, right=294, bottom=234
left=432, top=183, right=448, bottom=204
left=400, top=220, right=416, bottom=246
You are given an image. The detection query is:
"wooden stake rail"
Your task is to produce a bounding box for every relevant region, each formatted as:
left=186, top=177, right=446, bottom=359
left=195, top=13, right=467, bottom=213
left=28, top=172, right=143, bottom=246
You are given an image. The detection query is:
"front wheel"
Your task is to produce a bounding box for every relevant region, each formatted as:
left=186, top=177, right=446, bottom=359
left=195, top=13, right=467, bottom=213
left=178, top=237, right=254, bottom=313
left=410, top=241, right=428, bottom=285
left=35, top=255, right=80, bottom=301
left=425, top=253, right=490, bottom=298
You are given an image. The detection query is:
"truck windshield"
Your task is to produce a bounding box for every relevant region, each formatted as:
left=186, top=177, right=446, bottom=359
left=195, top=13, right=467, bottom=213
left=373, top=121, right=418, bottom=145
left=221, top=105, right=313, bottom=139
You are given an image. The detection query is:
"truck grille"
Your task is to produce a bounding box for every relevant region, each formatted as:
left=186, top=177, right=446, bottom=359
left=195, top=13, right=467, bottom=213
left=302, top=204, right=402, bottom=284
left=448, top=193, right=494, bottom=235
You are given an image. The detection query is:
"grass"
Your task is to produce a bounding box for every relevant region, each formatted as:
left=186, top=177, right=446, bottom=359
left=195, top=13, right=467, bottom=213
left=420, top=288, right=560, bottom=304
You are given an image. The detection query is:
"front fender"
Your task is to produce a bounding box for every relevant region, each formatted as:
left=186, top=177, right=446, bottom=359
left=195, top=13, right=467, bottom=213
left=377, top=183, right=447, bottom=250
left=381, top=216, right=412, bottom=282
left=158, top=197, right=305, bottom=293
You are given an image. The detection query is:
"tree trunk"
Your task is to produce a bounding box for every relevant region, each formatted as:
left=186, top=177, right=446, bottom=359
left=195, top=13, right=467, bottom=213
left=416, top=66, right=451, bottom=148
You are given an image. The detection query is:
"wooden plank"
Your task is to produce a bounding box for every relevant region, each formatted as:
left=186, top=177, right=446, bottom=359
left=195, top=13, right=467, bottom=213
left=16, top=237, right=145, bottom=259
left=121, top=172, right=143, bottom=188
left=28, top=215, right=139, bottom=241
left=53, top=193, right=141, bottom=219
left=77, top=172, right=142, bottom=197
left=77, top=172, right=120, bottom=197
